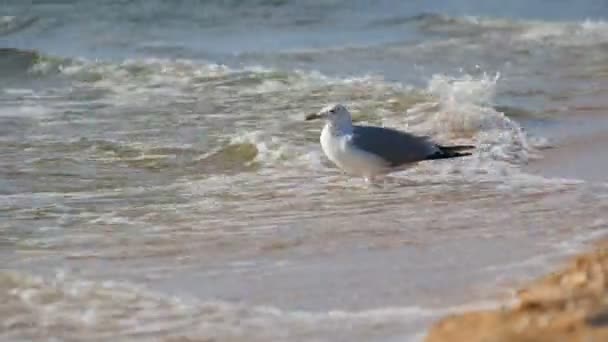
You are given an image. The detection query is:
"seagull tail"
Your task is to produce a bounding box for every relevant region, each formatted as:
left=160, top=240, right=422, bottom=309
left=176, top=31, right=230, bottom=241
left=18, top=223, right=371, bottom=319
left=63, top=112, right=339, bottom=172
left=426, top=144, right=475, bottom=160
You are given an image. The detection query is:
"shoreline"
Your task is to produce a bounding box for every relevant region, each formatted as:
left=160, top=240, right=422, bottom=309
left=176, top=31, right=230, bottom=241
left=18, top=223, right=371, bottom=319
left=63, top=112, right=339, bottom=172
left=425, top=239, right=608, bottom=342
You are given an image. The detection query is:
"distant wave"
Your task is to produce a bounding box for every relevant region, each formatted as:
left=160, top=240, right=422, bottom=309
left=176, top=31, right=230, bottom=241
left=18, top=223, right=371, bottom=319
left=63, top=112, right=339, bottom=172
left=0, top=16, right=38, bottom=36
left=0, top=48, right=43, bottom=76
left=371, top=13, right=608, bottom=46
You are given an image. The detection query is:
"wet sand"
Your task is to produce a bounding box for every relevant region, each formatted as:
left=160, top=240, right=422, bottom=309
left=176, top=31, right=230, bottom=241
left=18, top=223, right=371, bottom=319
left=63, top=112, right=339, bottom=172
left=524, top=113, right=608, bottom=182
left=527, top=132, right=608, bottom=182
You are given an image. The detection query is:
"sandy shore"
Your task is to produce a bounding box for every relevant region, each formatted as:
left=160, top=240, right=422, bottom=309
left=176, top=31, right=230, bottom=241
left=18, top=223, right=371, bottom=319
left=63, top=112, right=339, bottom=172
left=524, top=113, right=608, bottom=182
left=427, top=115, right=608, bottom=341
left=425, top=240, right=608, bottom=342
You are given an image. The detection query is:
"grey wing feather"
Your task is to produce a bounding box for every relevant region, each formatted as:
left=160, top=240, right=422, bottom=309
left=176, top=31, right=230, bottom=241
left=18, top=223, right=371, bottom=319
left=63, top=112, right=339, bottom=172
left=351, top=125, right=438, bottom=167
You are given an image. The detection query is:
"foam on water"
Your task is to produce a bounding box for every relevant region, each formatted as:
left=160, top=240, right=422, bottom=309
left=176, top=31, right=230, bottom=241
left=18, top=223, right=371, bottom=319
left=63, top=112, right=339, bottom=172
left=226, top=131, right=300, bottom=166
left=0, top=50, right=575, bottom=197
left=366, top=71, right=558, bottom=185
left=204, top=69, right=555, bottom=185
left=1, top=268, right=528, bottom=342
left=414, top=14, right=608, bottom=47
left=0, top=270, right=447, bottom=342
left=23, top=54, right=557, bottom=184
left=517, top=19, right=608, bottom=46
left=0, top=16, right=38, bottom=36
left=419, top=73, right=532, bottom=159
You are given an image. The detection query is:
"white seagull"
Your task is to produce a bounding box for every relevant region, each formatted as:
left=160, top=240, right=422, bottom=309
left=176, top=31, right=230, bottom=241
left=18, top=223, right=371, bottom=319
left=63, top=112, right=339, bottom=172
left=305, top=104, right=474, bottom=182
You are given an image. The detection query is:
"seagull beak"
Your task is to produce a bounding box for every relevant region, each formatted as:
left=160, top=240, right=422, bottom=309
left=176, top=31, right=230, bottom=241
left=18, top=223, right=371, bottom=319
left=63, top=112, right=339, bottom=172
left=305, top=112, right=322, bottom=121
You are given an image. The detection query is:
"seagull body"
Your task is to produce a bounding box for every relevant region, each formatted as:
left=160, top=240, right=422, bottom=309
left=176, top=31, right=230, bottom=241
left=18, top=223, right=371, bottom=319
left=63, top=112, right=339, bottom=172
left=306, top=104, right=474, bottom=182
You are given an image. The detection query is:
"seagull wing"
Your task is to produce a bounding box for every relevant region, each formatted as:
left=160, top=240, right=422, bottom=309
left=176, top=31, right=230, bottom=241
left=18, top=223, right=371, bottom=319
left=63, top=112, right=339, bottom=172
left=350, top=125, right=439, bottom=167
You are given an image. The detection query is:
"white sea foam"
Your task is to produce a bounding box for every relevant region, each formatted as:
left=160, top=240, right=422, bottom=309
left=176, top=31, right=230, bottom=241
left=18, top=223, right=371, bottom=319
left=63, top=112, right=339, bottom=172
left=368, top=72, right=540, bottom=183
left=0, top=16, right=37, bottom=36
left=0, top=270, right=505, bottom=342
left=422, top=15, right=608, bottom=47
left=24, top=55, right=550, bottom=182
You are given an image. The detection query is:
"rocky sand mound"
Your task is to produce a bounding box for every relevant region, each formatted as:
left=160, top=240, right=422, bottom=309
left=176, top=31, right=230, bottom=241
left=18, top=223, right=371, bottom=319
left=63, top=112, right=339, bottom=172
left=427, top=241, right=608, bottom=342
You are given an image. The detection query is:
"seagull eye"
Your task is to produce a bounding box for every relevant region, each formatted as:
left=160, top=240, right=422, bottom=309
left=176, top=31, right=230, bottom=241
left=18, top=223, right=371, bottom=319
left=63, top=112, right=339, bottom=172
left=329, top=109, right=335, bottom=114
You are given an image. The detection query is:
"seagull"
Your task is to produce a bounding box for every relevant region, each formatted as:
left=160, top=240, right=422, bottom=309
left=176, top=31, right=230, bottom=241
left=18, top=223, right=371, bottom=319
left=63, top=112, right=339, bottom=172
left=305, top=104, right=474, bottom=182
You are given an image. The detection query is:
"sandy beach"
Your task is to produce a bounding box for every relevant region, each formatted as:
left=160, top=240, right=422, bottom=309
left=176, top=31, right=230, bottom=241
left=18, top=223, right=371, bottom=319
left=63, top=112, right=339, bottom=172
left=427, top=239, right=608, bottom=342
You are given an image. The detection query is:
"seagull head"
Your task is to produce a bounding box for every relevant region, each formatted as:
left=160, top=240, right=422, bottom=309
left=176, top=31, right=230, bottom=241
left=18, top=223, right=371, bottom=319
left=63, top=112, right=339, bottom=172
left=305, top=104, right=352, bottom=127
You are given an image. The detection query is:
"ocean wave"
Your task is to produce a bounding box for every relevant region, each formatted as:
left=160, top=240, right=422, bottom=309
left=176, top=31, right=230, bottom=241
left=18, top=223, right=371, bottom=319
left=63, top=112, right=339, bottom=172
left=16, top=54, right=545, bottom=178
left=0, top=269, right=478, bottom=342
left=235, top=70, right=547, bottom=179
left=409, top=13, right=608, bottom=47
left=519, top=19, right=608, bottom=46
left=0, top=48, right=43, bottom=75
left=0, top=16, right=38, bottom=36
left=373, top=72, right=546, bottom=181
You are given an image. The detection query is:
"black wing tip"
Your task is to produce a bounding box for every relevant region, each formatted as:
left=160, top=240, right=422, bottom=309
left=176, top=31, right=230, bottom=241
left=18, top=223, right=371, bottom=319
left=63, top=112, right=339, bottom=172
left=437, top=144, right=475, bottom=152
left=425, top=151, right=472, bottom=160
left=426, top=145, right=475, bottom=160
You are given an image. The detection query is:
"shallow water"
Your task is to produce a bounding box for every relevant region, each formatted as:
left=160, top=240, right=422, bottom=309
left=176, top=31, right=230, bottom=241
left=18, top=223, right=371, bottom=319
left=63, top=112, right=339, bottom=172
left=2, top=1, right=608, bottom=341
